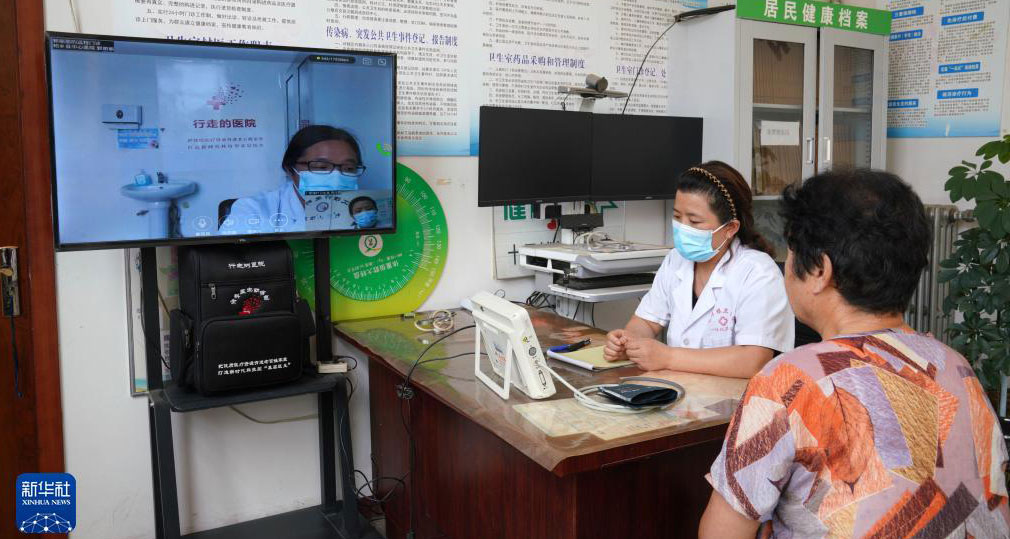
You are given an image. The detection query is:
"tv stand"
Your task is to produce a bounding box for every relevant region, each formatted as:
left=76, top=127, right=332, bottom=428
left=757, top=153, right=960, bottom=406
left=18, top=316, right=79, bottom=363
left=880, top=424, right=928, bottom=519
left=141, top=239, right=379, bottom=538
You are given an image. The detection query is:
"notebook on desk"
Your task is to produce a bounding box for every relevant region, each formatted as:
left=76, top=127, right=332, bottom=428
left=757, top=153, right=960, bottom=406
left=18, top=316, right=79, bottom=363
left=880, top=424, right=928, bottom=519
left=546, top=346, right=633, bottom=371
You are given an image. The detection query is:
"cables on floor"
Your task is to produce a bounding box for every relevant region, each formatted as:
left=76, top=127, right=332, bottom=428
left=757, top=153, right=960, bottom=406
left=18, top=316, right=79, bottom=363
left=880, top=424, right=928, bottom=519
left=396, top=324, right=476, bottom=539
left=524, top=291, right=557, bottom=313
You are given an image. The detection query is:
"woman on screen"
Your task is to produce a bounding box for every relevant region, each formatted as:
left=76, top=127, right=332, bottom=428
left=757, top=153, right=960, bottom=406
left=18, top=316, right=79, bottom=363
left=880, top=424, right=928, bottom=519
left=223, top=125, right=366, bottom=233
left=603, top=161, right=794, bottom=378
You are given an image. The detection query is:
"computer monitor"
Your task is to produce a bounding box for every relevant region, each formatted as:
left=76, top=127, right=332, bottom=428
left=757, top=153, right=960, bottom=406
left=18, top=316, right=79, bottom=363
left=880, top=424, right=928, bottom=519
left=477, top=106, right=592, bottom=207
left=590, top=114, right=702, bottom=201
left=46, top=33, right=396, bottom=250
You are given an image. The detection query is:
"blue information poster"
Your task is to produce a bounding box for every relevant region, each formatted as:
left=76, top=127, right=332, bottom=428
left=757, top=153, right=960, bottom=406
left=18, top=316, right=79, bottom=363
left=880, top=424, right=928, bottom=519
left=887, top=1, right=1010, bottom=138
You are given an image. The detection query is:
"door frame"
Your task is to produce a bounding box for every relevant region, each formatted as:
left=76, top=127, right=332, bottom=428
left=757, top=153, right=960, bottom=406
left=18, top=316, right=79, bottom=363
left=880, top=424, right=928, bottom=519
left=1, top=0, right=66, bottom=520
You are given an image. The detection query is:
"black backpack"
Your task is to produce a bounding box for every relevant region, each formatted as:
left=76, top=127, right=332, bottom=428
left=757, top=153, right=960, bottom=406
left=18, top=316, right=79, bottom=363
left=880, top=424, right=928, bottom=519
left=169, top=241, right=314, bottom=395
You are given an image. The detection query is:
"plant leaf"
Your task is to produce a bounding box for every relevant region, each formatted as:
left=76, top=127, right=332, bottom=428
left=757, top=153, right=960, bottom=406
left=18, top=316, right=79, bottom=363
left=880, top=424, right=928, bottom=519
left=949, top=166, right=970, bottom=178
left=952, top=334, right=968, bottom=350
left=949, top=184, right=963, bottom=203
left=980, top=160, right=993, bottom=170
left=996, top=251, right=1010, bottom=274
left=962, top=177, right=978, bottom=200
left=992, top=176, right=1010, bottom=198
left=994, top=283, right=1010, bottom=302
left=944, top=176, right=963, bottom=192
left=991, top=211, right=1007, bottom=238
left=977, top=140, right=1004, bottom=159
left=975, top=201, right=997, bottom=228
left=1000, top=146, right=1010, bottom=164
left=938, top=268, right=960, bottom=283
left=975, top=189, right=998, bottom=202
left=979, top=169, right=1002, bottom=184
left=982, top=247, right=999, bottom=265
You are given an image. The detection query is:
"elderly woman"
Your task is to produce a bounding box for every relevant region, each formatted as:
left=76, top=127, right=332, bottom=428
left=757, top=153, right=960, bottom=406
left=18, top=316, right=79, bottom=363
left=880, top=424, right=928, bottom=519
left=699, top=169, right=1009, bottom=538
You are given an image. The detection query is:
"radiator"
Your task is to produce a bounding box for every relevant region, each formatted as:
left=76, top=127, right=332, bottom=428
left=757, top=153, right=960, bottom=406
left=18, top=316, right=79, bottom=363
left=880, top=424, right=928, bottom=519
left=904, top=205, right=974, bottom=342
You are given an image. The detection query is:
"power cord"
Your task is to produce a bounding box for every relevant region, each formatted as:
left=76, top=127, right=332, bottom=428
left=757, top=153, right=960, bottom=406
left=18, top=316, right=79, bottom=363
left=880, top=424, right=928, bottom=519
left=226, top=353, right=413, bottom=524
left=621, top=5, right=736, bottom=114
left=228, top=355, right=357, bottom=424
left=333, top=361, right=411, bottom=519
left=228, top=405, right=318, bottom=424
left=137, top=268, right=173, bottom=374
left=524, top=291, right=558, bottom=313
left=544, top=367, right=681, bottom=414
left=396, top=324, right=476, bottom=539
left=335, top=355, right=359, bottom=371
left=355, top=349, right=485, bottom=525
left=68, top=0, right=82, bottom=33
left=398, top=325, right=476, bottom=399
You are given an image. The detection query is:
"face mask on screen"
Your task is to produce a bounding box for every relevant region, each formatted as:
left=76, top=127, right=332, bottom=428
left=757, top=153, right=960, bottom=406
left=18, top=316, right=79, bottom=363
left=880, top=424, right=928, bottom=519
left=297, top=170, right=359, bottom=194
left=353, top=210, right=378, bottom=228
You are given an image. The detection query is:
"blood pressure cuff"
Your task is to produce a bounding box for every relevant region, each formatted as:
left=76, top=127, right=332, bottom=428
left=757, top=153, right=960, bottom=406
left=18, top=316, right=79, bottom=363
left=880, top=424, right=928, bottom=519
left=598, top=383, right=681, bottom=408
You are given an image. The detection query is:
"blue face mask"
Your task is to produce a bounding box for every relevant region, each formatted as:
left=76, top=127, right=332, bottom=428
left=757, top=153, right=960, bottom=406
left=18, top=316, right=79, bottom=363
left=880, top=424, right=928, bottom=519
left=672, top=220, right=730, bottom=262
left=296, top=170, right=358, bottom=194
left=353, top=209, right=378, bottom=228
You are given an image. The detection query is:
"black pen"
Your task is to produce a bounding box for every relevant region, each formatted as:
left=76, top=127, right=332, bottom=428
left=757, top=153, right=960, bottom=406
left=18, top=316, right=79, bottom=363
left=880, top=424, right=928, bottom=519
left=549, top=338, right=592, bottom=353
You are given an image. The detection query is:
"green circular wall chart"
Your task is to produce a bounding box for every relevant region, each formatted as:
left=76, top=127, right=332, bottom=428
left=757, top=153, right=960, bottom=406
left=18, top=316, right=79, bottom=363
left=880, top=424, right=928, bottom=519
left=291, top=163, right=448, bottom=321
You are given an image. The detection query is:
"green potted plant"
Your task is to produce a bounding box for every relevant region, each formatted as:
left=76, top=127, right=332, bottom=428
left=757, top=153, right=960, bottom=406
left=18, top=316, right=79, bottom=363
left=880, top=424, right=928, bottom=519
left=939, top=135, right=1010, bottom=393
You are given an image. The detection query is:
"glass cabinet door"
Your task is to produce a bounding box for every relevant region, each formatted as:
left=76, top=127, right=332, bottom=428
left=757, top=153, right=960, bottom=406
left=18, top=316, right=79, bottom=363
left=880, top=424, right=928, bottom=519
left=818, top=29, right=888, bottom=171
left=739, top=21, right=817, bottom=197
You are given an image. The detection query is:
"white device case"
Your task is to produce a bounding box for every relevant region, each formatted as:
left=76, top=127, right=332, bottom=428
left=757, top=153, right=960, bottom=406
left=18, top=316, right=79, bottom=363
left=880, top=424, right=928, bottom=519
left=468, top=291, right=556, bottom=400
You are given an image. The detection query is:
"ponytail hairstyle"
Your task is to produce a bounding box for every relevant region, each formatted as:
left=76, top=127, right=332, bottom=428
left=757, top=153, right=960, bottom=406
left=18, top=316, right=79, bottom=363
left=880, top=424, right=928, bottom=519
left=676, top=161, right=775, bottom=257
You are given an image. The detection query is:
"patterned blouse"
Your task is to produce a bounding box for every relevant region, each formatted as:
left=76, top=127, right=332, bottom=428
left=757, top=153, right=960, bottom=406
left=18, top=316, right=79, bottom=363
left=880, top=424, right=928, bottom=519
left=708, top=329, right=1010, bottom=538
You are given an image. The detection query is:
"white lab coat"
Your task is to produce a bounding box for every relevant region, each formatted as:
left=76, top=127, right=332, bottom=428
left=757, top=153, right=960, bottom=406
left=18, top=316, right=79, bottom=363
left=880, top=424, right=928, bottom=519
left=224, top=179, right=306, bottom=233
left=635, top=240, right=795, bottom=353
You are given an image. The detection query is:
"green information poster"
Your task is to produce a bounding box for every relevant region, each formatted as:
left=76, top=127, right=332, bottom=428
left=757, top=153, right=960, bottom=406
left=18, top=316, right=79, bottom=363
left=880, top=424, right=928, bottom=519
left=737, top=0, right=891, bottom=35
left=290, top=163, right=448, bottom=321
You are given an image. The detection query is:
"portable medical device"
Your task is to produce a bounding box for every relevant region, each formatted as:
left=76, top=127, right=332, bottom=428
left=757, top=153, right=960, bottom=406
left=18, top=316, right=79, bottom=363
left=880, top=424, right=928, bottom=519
left=468, top=291, right=556, bottom=400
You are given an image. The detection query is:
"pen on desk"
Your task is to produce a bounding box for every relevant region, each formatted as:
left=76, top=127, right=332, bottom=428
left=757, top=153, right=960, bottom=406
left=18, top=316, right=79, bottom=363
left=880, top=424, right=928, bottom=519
left=549, top=338, right=592, bottom=353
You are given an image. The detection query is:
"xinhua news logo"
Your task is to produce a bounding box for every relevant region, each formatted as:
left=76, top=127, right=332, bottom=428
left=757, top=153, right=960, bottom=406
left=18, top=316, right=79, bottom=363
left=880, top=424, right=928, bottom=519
left=15, top=473, right=76, bottom=534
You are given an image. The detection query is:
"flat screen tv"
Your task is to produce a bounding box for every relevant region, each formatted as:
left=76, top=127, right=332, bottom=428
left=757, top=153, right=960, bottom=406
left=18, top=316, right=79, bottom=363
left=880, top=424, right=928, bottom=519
left=45, top=33, right=397, bottom=250
left=590, top=113, right=702, bottom=201
left=477, top=107, right=592, bottom=207
left=476, top=106, right=702, bottom=206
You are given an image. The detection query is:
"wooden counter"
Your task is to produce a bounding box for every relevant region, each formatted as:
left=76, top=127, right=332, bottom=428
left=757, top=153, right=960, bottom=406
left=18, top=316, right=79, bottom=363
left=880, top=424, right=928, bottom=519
left=336, top=308, right=747, bottom=539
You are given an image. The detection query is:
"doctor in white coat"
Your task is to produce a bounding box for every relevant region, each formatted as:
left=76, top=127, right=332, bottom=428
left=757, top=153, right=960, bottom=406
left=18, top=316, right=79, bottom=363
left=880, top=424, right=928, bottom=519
left=224, top=125, right=366, bottom=233
left=605, top=162, right=794, bottom=378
